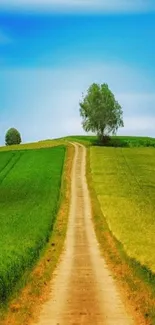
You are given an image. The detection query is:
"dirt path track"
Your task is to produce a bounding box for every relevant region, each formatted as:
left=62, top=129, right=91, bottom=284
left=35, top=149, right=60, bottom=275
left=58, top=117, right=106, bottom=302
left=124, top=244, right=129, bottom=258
left=35, top=143, right=134, bottom=325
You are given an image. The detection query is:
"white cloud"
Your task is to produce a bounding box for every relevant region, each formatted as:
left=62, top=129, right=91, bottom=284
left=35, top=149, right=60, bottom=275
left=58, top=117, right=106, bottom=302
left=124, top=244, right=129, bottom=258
left=0, top=0, right=154, bottom=13
left=117, top=93, right=155, bottom=116
left=119, top=116, right=155, bottom=137
left=0, top=63, right=155, bottom=144
left=60, top=116, right=85, bottom=136
left=116, top=93, right=155, bottom=136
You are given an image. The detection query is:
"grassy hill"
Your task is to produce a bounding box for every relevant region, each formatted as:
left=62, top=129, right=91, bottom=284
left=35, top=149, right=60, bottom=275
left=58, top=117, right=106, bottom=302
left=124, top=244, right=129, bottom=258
left=0, top=145, right=66, bottom=302
left=90, top=146, right=155, bottom=273
left=0, top=134, right=155, bottom=320
left=60, top=135, right=155, bottom=272
left=62, top=135, right=155, bottom=147
left=0, top=139, right=65, bottom=152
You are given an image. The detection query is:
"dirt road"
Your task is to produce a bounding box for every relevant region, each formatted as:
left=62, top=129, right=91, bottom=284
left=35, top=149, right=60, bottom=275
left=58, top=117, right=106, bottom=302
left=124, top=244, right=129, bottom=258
left=35, top=143, right=134, bottom=325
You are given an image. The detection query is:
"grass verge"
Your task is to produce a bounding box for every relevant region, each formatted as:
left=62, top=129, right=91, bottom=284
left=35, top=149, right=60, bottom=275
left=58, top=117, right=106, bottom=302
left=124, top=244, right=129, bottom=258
left=86, top=146, right=155, bottom=325
left=61, top=135, right=155, bottom=148
left=0, top=144, right=74, bottom=325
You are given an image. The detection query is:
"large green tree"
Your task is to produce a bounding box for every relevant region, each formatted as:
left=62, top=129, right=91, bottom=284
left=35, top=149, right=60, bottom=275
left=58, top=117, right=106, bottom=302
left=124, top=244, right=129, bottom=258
left=5, top=128, right=22, bottom=146
left=79, top=83, right=124, bottom=141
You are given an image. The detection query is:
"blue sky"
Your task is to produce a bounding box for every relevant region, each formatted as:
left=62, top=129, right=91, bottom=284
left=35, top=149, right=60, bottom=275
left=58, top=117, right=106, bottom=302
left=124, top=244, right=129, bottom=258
left=0, top=1, right=155, bottom=144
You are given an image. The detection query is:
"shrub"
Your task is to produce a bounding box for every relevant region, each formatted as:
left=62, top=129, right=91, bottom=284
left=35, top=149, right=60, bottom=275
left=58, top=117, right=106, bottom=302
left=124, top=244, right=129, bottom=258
left=5, top=128, right=22, bottom=146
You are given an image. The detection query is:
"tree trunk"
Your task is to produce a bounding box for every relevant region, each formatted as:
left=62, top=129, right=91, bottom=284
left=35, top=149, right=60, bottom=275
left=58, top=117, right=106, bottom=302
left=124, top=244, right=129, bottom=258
left=98, top=130, right=110, bottom=145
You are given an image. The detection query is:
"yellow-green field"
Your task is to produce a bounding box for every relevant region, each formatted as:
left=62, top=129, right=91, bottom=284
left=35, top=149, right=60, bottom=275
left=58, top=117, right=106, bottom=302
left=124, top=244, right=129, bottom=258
left=90, top=146, right=155, bottom=273
left=0, top=139, right=64, bottom=152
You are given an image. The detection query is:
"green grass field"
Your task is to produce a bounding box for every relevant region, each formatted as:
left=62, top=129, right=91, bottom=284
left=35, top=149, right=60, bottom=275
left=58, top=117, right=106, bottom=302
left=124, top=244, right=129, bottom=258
left=63, top=135, right=155, bottom=147
left=90, top=146, right=155, bottom=273
left=0, top=146, right=66, bottom=302
left=1, top=135, right=155, bottom=308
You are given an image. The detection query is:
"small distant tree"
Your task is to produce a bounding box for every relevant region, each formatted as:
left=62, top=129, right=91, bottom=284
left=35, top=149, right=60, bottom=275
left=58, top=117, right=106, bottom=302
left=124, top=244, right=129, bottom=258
left=5, top=128, right=22, bottom=146
left=79, top=83, right=124, bottom=142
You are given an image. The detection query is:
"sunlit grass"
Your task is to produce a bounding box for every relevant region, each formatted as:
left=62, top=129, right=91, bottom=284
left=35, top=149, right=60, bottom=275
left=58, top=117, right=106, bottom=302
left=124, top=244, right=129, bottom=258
left=62, top=135, right=155, bottom=147
left=0, top=146, right=66, bottom=302
left=0, top=139, right=65, bottom=152
left=90, top=147, right=155, bottom=273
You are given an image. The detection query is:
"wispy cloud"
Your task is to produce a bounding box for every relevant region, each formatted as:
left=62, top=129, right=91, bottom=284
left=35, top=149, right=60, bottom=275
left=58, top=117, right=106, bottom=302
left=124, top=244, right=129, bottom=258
left=0, top=0, right=154, bottom=13
left=117, top=93, right=155, bottom=116
left=119, top=116, right=155, bottom=137
left=0, top=63, right=155, bottom=144
left=117, top=93, right=155, bottom=136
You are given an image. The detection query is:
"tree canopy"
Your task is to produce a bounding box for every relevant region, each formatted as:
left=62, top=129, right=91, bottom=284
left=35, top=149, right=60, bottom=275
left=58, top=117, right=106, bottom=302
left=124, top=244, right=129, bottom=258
left=79, top=83, right=124, bottom=141
left=5, top=128, right=22, bottom=146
